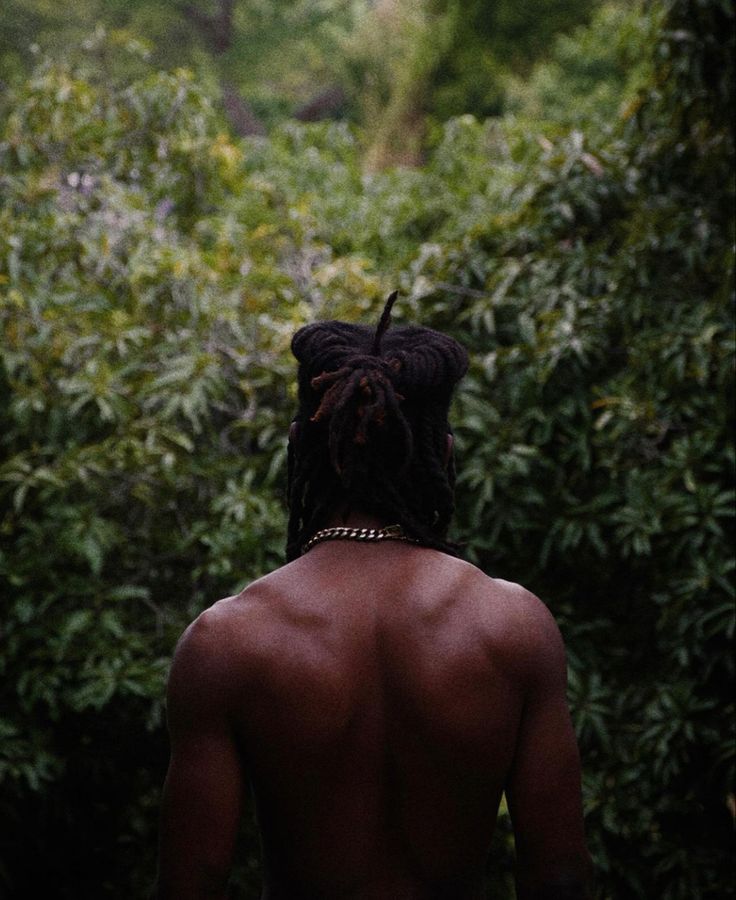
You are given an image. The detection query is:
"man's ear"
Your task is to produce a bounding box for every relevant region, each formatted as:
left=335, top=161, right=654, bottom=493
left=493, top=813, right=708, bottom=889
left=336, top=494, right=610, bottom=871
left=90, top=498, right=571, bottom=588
left=289, top=421, right=299, bottom=443
left=444, top=433, right=454, bottom=467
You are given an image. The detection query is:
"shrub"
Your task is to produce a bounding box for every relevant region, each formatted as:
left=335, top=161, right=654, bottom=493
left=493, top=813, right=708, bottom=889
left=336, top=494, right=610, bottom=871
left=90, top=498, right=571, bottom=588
left=0, top=1, right=732, bottom=896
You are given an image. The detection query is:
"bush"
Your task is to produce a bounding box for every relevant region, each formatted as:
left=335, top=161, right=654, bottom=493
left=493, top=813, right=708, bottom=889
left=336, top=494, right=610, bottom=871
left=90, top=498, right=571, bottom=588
left=0, top=1, right=733, bottom=896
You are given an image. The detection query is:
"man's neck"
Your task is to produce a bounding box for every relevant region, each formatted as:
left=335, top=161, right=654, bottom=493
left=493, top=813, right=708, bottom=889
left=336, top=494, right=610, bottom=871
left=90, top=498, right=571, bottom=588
left=324, top=507, right=393, bottom=530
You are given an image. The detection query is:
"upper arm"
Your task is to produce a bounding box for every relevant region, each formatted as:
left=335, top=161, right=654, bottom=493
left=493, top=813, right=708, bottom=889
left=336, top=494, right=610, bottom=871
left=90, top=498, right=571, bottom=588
left=504, top=593, right=591, bottom=897
left=158, top=609, right=246, bottom=900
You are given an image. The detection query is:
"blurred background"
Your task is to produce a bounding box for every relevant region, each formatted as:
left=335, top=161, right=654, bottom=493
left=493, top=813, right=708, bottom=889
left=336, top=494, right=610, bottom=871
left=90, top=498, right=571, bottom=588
left=0, top=0, right=733, bottom=897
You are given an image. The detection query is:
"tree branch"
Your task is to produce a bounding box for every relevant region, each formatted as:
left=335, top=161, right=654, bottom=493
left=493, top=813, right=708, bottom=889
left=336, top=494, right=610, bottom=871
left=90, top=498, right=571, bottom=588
left=294, top=86, right=347, bottom=123
left=221, top=80, right=266, bottom=136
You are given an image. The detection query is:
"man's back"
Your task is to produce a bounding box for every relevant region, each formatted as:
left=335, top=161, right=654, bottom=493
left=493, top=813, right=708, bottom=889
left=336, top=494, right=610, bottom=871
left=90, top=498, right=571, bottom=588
left=159, top=538, right=590, bottom=899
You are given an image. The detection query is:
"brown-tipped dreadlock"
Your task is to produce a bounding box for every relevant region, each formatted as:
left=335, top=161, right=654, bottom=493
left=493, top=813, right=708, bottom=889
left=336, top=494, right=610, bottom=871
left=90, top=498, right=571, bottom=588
left=286, top=292, right=469, bottom=561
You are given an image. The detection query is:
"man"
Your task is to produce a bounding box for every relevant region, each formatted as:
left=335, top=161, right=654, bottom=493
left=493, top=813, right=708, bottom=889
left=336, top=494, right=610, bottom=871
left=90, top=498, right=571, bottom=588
left=157, top=294, right=592, bottom=899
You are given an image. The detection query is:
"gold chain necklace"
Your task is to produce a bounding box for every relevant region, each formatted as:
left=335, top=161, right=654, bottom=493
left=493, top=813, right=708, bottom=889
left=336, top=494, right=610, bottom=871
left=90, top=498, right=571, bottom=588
left=301, top=524, right=414, bottom=555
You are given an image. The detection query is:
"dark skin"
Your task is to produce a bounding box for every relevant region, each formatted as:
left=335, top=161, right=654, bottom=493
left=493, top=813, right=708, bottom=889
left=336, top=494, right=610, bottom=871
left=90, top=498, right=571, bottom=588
left=158, top=434, right=592, bottom=899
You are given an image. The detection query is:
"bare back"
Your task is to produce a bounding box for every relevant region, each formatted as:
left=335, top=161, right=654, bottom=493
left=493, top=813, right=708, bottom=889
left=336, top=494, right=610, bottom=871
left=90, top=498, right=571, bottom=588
left=159, top=542, right=591, bottom=899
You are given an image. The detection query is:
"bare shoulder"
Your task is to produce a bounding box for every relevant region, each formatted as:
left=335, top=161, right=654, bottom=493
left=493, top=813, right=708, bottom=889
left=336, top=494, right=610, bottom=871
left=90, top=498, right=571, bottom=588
left=168, top=580, right=279, bottom=690
left=454, top=559, right=567, bottom=680
left=490, top=576, right=565, bottom=648
left=167, top=598, right=238, bottom=701
left=174, top=561, right=305, bottom=666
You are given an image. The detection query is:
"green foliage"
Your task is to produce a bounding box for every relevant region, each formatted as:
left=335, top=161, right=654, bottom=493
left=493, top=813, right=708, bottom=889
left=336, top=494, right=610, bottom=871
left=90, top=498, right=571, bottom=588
left=1, top=0, right=601, bottom=157
left=0, top=49, right=294, bottom=898
left=0, top=0, right=361, bottom=124
left=426, top=0, right=600, bottom=124
left=1, top=0, right=734, bottom=897
left=504, top=2, right=655, bottom=129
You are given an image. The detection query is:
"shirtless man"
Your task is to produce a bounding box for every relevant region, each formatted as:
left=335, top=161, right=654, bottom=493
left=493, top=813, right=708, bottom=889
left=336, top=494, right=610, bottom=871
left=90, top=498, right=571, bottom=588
left=157, top=296, right=592, bottom=899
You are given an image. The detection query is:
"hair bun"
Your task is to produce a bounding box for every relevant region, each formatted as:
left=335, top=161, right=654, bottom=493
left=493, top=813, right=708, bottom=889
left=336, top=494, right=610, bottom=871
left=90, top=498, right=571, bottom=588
left=291, top=321, right=467, bottom=398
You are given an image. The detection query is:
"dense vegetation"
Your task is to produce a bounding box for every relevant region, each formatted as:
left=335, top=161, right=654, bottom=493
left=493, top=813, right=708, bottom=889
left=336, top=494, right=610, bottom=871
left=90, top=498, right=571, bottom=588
left=0, top=0, right=602, bottom=166
left=0, top=0, right=733, bottom=897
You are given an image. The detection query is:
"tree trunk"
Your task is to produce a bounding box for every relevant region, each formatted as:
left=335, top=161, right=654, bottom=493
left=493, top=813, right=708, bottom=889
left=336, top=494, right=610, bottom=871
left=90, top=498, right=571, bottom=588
left=178, top=0, right=267, bottom=136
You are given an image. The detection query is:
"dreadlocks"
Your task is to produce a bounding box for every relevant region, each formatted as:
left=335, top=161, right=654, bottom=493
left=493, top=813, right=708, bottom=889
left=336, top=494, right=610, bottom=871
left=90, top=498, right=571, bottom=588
left=286, top=292, right=469, bottom=561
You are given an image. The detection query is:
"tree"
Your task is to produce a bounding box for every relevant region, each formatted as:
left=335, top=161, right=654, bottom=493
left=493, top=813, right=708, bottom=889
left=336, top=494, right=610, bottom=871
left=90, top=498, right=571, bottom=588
left=0, top=1, right=733, bottom=896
